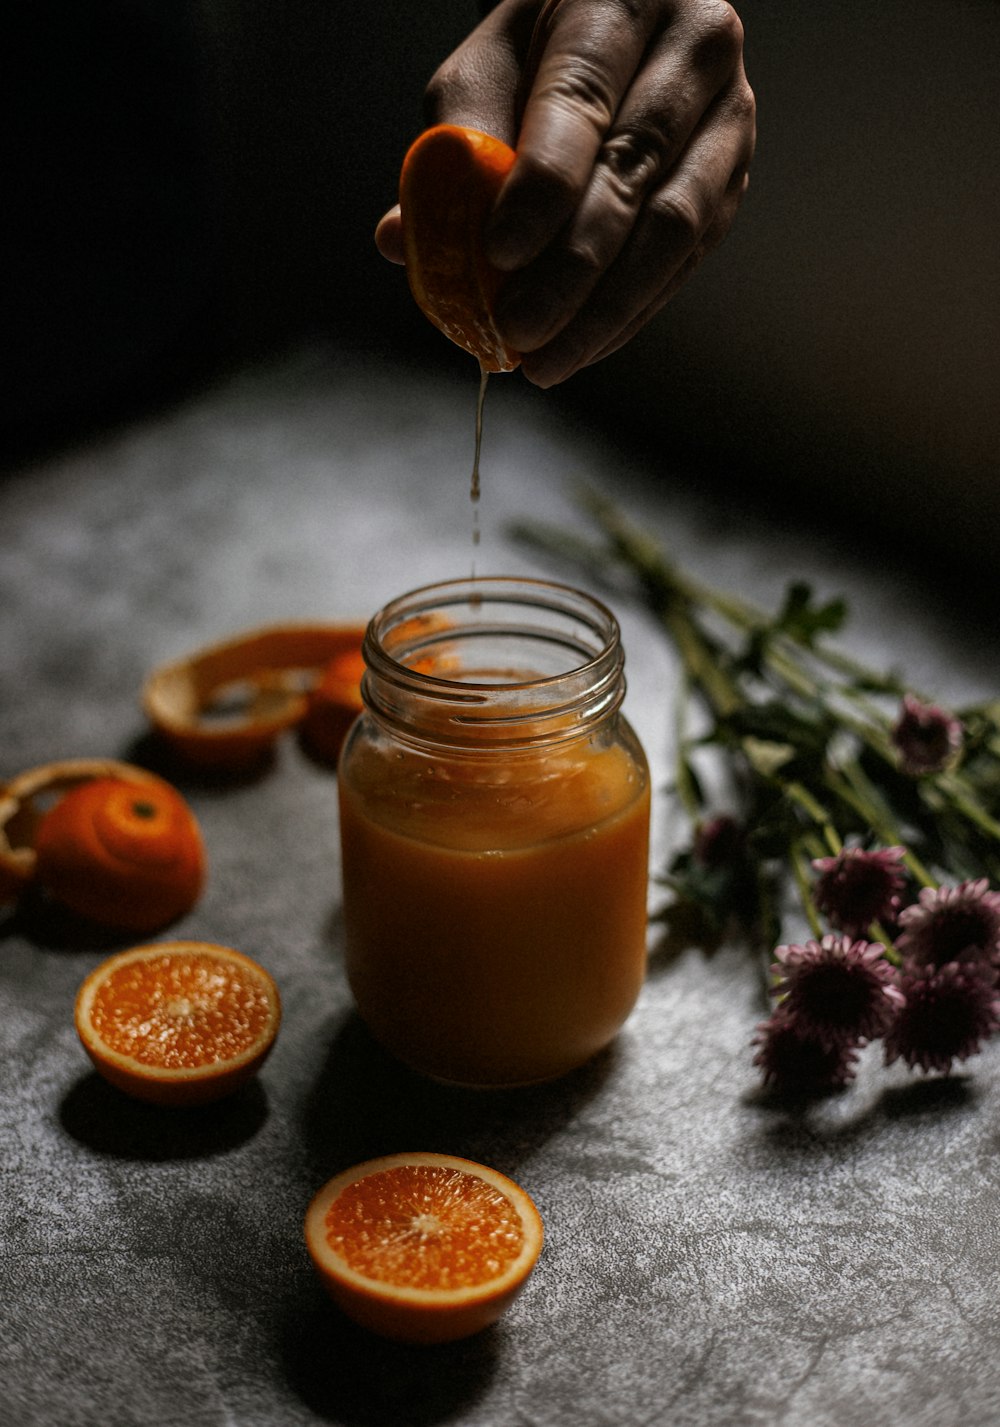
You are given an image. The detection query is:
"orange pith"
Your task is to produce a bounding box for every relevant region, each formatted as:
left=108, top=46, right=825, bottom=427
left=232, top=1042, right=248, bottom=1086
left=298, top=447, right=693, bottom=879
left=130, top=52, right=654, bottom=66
left=400, top=125, right=520, bottom=373
left=75, top=940, right=281, bottom=1106
left=325, top=1163, right=526, bottom=1290
left=304, top=1152, right=544, bottom=1344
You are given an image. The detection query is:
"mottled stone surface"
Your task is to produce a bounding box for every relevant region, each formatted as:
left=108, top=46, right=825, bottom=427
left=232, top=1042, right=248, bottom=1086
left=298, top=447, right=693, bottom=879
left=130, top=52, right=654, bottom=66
left=3, top=345, right=1000, bottom=1427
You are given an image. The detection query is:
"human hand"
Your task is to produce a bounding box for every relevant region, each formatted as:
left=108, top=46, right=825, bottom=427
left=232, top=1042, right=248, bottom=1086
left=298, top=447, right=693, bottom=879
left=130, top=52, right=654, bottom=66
left=376, top=0, right=755, bottom=386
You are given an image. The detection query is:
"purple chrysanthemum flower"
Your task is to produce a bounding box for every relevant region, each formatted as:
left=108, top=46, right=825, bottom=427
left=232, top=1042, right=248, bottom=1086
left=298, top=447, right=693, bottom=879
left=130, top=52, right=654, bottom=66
left=752, top=1010, right=859, bottom=1095
left=895, top=879, right=1000, bottom=969
left=883, top=961, right=1000, bottom=1074
left=812, top=846, right=907, bottom=936
left=890, top=693, right=963, bottom=776
left=771, top=934, right=903, bottom=1048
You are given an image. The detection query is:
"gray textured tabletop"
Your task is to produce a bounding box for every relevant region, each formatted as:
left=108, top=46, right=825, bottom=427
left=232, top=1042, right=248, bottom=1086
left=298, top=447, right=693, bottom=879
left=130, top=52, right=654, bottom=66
left=3, top=344, right=1000, bottom=1427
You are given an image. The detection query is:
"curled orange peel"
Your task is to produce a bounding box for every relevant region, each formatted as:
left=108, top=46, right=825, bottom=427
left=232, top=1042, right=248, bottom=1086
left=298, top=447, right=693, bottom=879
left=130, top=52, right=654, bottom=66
left=34, top=775, right=206, bottom=933
left=0, top=758, right=173, bottom=907
left=142, top=623, right=369, bottom=770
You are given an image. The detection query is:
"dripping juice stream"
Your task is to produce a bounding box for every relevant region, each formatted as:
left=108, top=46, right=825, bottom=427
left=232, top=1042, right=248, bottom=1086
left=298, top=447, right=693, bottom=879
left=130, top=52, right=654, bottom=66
left=470, top=363, right=489, bottom=568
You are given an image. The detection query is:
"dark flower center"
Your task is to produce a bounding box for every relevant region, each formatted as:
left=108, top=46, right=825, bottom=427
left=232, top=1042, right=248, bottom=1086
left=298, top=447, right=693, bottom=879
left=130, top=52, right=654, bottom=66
left=924, top=907, right=995, bottom=964
left=796, top=964, right=871, bottom=1029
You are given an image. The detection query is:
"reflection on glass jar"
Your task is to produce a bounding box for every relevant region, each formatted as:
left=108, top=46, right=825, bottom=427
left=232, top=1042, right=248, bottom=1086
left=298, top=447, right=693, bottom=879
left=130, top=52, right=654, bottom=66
left=337, top=577, right=651, bottom=1088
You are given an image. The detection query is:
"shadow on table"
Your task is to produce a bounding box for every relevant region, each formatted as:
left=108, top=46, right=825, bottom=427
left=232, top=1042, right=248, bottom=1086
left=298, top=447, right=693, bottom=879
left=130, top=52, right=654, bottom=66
left=745, top=1066, right=981, bottom=1152
left=0, top=889, right=140, bottom=955
left=299, top=1007, right=617, bottom=1186
left=286, top=1012, right=595, bottom=1423
left=59, top=1069, right=269, bottom=1159
left=283, top=1293, right=500, bottom=1427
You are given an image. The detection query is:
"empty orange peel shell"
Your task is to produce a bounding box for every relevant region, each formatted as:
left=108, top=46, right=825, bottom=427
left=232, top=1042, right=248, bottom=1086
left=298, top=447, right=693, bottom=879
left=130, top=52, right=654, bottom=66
left=142, top=623, right=368, bottom=770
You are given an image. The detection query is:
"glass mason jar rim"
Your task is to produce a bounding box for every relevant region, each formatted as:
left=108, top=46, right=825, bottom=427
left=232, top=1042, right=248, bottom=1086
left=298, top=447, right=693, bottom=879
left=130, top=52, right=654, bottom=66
left=361, top=575, right=627, bottom=748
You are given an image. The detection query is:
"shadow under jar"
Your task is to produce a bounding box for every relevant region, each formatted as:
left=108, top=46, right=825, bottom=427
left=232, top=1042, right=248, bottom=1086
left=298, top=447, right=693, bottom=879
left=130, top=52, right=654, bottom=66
left=337, top=577, right=651, bottom=1088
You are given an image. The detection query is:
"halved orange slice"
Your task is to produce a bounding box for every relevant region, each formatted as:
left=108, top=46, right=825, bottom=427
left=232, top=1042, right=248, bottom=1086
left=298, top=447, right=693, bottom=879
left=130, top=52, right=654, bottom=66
left=400, top=125, right=520, bottom=372
left=75, top=940, right=281, bottom=1106
left=304, top=1152, right=544, bottom=1343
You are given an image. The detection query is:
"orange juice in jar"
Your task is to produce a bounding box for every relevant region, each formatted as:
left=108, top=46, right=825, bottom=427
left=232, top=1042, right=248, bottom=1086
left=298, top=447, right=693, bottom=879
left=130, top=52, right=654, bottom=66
left=337, top=577, right=651, bottom=1087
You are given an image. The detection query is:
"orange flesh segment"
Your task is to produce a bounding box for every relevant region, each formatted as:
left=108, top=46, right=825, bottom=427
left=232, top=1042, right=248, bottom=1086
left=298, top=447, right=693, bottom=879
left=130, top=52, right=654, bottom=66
left=88, top=951, right=274, bottom=1070
left=323, top=1164, right=525, bottom=1291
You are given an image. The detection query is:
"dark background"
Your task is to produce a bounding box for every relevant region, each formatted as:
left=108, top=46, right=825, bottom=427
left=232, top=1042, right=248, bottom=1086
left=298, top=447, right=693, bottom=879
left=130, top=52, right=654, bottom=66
left=4, top=1, right=999, bottom=568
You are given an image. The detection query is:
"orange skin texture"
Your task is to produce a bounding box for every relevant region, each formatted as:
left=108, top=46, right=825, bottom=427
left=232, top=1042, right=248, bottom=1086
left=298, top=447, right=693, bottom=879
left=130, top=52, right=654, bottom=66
left=400, top=125, right=520, bottom=372
left=34, top=777, right=206, bottom=933
left=74, top=940, right=281, bottom=1107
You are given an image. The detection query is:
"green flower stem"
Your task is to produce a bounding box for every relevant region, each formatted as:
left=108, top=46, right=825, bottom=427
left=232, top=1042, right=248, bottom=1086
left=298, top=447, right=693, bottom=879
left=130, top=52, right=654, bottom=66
left=672, top=668, right=702, bottom=822
left=825, top=758, right=936, bottom=889
left=868, top=925, right=903, bottom=966
left=512, top=492, right=1000, bottom=962
left=936, top=772, right=1000, bottom=843
left=783, top=780, right=842, bottom=856
left=661, top=602, right=742, bottom=720
left=790, top=840, right=825, bottom=939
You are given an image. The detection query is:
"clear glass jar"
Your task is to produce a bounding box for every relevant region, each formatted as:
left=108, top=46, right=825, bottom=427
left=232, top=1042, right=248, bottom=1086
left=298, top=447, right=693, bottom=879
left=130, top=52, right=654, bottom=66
left=337, top=576, right=650, bottom=1088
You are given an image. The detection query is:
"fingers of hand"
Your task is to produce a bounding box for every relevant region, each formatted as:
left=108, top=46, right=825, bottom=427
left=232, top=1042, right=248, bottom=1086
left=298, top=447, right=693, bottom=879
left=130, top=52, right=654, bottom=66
left=485, top=0, right=660, bottom=270
left=519, top=84, right=755, bottom=387
left=495, top=7, right=749, bottom=350
left=421, top=0, right=539, bottom=143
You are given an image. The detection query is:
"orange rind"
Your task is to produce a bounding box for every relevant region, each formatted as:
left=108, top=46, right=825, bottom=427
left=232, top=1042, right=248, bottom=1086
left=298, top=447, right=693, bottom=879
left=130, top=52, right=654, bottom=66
left=400, top=125, right=520, bottom=372
left=74, top=939, right=281, bottom=1106
left=304, top=1152, right=544, bottom=1344
left=0, top=758, right=179, bottom=909
left=33, top=774, right=205, bottom=932
left=142, top=623, right=368, bottom=771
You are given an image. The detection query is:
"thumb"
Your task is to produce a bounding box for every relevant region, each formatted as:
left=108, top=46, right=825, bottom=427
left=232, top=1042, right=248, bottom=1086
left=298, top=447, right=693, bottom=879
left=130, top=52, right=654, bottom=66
left=375, top=204, right=405, bottom=265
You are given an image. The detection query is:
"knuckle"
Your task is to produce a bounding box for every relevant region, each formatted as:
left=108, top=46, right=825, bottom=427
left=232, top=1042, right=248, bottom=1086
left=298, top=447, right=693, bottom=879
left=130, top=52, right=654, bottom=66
left=422, top=53, right=476, bottom=125
left=691, top=2, right=745, bottom=73
left=561, top=238, right=606, bottom=284
left=534, top=56, right=618, bottom=133
left=647, top=188, right=705, bottom=248
left=599, top=124, right=669, bottom=199
left=516, top=149, right=581, bottom=210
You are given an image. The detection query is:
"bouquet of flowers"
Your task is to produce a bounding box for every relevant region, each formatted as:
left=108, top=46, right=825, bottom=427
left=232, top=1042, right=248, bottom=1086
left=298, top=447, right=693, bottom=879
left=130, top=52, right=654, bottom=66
left=514, top=491, right=1000, bottom=1097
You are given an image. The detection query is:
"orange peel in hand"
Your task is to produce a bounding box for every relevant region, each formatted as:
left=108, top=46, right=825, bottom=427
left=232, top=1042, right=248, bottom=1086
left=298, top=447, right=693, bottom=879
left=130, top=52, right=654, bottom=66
left=142, top=622, right=368, bottom=771
left=304, top=1152, right=544, bottom=1344
left=75, top=939, right=281, bottom=1106
left=400, top=124, right=520, bottom=372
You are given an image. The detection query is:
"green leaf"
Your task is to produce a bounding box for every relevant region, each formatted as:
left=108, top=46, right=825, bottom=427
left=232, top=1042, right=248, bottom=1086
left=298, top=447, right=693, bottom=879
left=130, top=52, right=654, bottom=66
left=776, top=581, right=848, bottom=645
